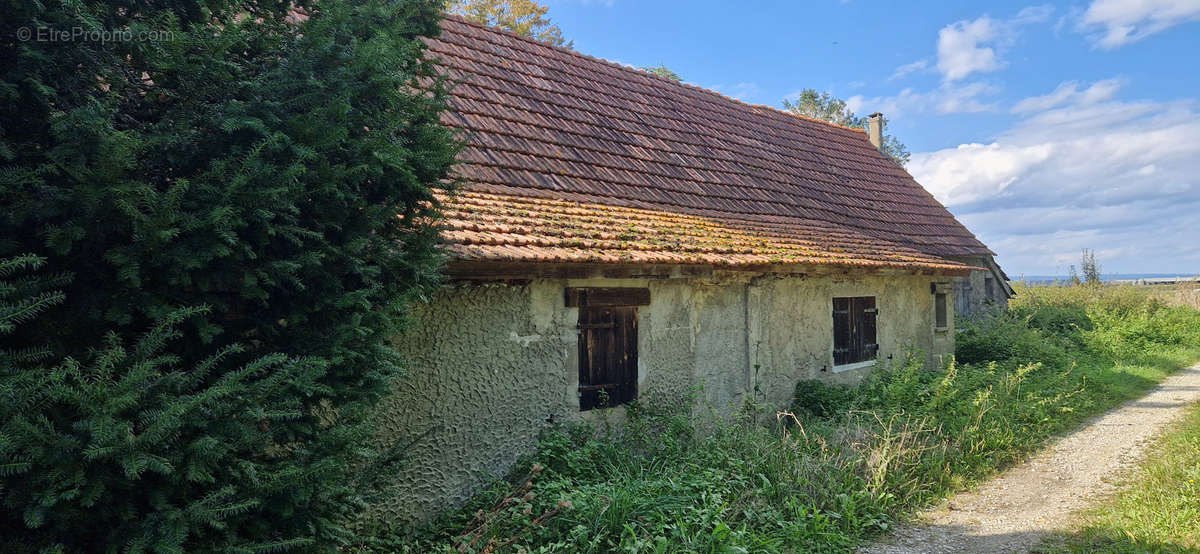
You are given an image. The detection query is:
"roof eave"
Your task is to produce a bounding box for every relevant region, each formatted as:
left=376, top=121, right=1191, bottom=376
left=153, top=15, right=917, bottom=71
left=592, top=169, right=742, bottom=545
left=444, top=260, right=975, bottom=281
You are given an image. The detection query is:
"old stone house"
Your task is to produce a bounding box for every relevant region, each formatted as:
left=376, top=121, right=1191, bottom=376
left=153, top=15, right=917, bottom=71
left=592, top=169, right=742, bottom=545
left=371, top=17, right=1010, bottom=524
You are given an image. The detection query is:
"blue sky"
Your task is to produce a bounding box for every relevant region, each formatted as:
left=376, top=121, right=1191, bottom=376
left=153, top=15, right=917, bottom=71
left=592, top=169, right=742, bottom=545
left=541, top=0, right=1200, bottom=276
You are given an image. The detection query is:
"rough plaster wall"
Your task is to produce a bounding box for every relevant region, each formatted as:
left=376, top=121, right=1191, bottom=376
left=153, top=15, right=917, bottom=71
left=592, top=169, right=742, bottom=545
left=952, top=256, right=1009, bottom=317
left=639, top=280, right=696, bottom=405
left=374, top=273, right=954, bottom=526
left=749, top=274, right=953, bottom=410
left=369, top=283, right=573, bottom=526
left=689, top=277, right=751, bottom=411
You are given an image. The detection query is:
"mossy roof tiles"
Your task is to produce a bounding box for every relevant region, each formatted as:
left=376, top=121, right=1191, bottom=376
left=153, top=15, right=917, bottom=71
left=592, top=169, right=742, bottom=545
left=431, top=17, right=992, bottom=272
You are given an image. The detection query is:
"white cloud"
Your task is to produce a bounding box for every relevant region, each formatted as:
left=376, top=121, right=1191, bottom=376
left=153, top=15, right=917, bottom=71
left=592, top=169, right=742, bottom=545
left=890, top=59, right=929, bottom=80
left=1081, top=0, right=1200, bottom=48
left=1014, top=4, right=1056, bottom=23
left=847, top=81, right=999, bottom=118
left=909, top=85, right=1200, bottom=274
left=908, top=142, right=1055, bottom=206
left=935, top=6, right=1056, bottom=82
left=937, top=82, right=1001, bottom=113
left=1011, top=78, right=1125, bottom=113
left=937, top=17, right=1005, bottom=82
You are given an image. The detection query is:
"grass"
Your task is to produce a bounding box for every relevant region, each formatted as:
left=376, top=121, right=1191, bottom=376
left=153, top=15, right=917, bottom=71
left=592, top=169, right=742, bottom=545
left=365, top=284, right=1200, bottom=553
left=1037, top=404, right=1200, bottom=554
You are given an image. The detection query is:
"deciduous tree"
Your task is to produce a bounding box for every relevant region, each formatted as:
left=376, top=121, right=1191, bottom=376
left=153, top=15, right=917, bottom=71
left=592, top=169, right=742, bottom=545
left=783, top=89, right=911, bottom=166
left=447, top=0, right=571, bottom=47
left=640, top=64, right=683, bottom=82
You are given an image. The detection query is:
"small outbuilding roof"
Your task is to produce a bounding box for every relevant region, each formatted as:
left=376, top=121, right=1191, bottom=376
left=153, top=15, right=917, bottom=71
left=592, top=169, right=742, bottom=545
left=429, top=16, right=992, bottom=273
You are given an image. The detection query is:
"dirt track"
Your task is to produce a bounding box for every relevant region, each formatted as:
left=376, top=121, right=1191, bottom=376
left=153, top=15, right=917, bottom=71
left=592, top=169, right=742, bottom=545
left=860, top=363, right=1200, bottom=554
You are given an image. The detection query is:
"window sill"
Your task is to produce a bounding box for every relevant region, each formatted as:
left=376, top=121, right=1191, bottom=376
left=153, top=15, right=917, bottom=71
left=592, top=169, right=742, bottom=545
left=832, top=359, right=877, bottom=373
left=934, top=326, right=950, bottom=333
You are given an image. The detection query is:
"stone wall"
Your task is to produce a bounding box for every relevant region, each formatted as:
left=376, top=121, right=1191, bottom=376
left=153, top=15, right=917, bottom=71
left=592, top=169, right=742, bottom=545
left=369, top=271, right=954, bottom=525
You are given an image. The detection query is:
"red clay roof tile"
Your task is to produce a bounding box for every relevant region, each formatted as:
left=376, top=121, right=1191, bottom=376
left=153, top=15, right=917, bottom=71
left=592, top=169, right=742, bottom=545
left=430, top=17, right=991, bottom=271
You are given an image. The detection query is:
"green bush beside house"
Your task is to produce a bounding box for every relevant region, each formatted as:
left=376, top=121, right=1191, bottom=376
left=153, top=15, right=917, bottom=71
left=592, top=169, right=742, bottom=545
left=0, top=1, right=459, bottom=551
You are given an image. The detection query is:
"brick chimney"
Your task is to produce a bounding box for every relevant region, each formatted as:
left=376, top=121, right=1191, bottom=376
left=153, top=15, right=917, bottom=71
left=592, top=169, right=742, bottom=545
left=867, top=112, right=884, bottom=153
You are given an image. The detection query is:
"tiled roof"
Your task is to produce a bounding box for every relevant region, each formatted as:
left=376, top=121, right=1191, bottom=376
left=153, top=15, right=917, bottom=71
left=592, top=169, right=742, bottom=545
left=443, top=190, right=968, bottom=271
left=429, top=16, right=992, bottom=272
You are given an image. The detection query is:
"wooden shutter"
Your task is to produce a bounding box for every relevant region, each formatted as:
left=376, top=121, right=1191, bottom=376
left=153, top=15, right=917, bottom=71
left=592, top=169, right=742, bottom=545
left=833, top=296, right=878, bottom=365
left=856, top=297, right=878, bottom=362
left=572, top=287, right=646, bottom=411
left=833, top=297, right=852, bottom=365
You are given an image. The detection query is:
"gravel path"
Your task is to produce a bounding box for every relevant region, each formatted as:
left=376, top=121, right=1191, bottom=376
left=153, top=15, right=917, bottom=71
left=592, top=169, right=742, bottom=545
left=860, top=363, right=1200, bottom=554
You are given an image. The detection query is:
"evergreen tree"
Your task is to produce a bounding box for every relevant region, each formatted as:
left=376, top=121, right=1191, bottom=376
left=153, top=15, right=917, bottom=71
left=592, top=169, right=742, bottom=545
left=1081, top=249, right=1103, bottom=285
left=1, top=0, right=458, bottom=550
left=1, top=255, right=326, bottom=552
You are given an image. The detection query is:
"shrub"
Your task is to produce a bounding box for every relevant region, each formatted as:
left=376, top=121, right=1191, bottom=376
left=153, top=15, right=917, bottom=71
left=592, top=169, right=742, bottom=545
left=0, top=0, right=457, bottom=550
left=791, top=379, right=856, bottom=418
left=954, top=311, right=1068, bottom=366
left=1, top=255, right=352, bottom=552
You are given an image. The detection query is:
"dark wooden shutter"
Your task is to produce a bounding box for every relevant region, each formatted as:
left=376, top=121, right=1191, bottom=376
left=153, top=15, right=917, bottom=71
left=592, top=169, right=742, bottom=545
left=833, top=297, right=852, bottom=365
left=857, top=297, right=878, bottom=362
left=573, top=288, right=645, bottom=411
left=833, top=296, right=878, bottom=365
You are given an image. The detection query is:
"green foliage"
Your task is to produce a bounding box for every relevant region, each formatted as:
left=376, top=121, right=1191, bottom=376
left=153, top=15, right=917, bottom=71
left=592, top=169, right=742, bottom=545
left=782, top=89, right=911, bottom=166
left=383, top=285, right=1200, bottom=552
left=639, top=64, right=684, bottom=82
left=2, top=309, right=327, bottom=552
left=447, top=0, right=571, bottom=47
left=371, top=395, right=893, bottom=553
left=790, top=378, right=856, bottom=418
left=1, top=0, right=457, bottom=550
left=955, top=310, right=1071, bottom=366
left=0, top=255, right=65, bottom=339
left=1, top=255, right=369, bottom=552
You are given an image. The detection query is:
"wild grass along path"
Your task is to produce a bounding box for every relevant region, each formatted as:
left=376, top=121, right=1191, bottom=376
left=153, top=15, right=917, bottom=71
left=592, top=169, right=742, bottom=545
left=860, top=363, right=1200, bottom=554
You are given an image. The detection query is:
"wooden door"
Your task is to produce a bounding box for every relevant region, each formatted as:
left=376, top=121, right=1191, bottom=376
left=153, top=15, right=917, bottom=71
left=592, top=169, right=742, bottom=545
left=577, top=306, right=638, bottom=410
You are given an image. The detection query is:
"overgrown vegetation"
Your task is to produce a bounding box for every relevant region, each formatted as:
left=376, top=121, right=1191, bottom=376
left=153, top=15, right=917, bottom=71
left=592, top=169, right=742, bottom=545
left=0, top=1, right=457, bottom=551
left=383, top=284, right=1200, bottom=552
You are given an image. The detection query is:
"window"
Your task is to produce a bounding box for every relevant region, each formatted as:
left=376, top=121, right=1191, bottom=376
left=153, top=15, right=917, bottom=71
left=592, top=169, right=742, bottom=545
left=566, top=288, right=649, bottom=411
left=932, top=282, right=951, bottom=329
left=984, top=276, right=996, bottom=302
left=832, top=296, right=878, bottom=367
left=935, top=292, right=948, bottom=329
